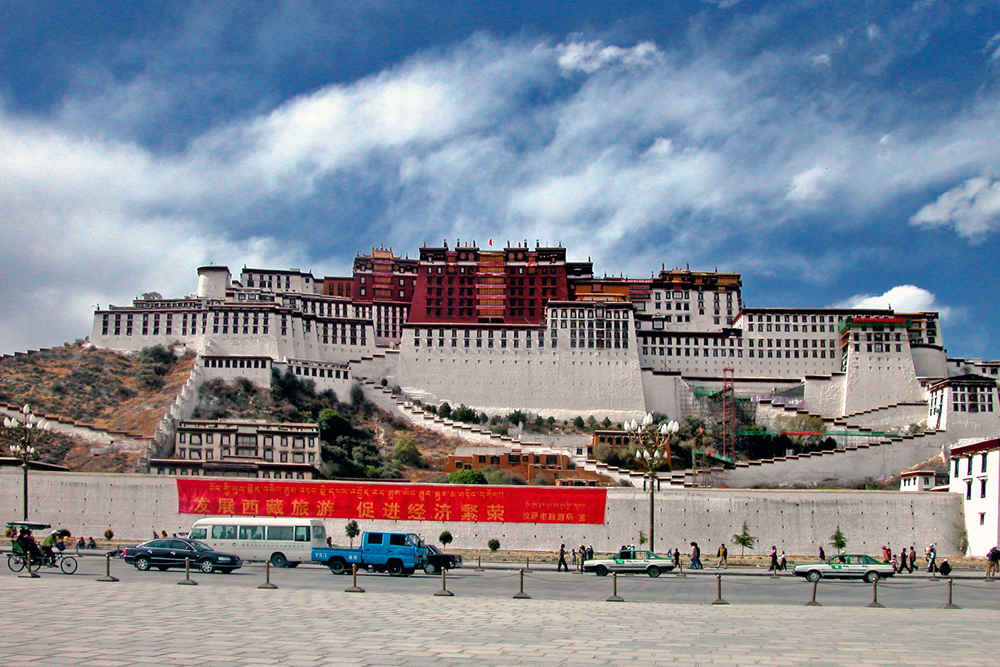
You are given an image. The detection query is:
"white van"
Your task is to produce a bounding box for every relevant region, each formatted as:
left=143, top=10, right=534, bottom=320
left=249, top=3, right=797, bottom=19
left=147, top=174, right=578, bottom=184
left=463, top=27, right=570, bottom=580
left=187, top=517, right=327, bottom=567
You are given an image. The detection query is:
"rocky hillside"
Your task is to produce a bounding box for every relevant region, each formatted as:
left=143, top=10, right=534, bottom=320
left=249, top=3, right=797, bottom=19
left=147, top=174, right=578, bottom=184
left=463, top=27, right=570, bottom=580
left=0, top=343, right=194, bottom=436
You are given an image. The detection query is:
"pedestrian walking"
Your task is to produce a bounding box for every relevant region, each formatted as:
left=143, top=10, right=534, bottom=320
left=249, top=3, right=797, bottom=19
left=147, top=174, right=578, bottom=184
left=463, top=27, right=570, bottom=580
left=689, top=542, right=702, bottom=570
left=778, top=550, right=787, bottom=571
left=908, top=546, right=916, bottom=573
left=586, top=545, right=594, bottom=561
left=557, top=544, right=568, bottom=572
left=579, top=544, right=587, bottom=572
left=818, top=545, right=826, bottom=561
left=571, top=548, right=578, bottom=568
left=985, top=546, right=999, bottom=579
left=673, top=547, right=682, bottom=569
left=716, top=544, right=728, bottom=569
left=768, top=545, right=779, bottom=571
left=926, top=544, right=937, bottom=573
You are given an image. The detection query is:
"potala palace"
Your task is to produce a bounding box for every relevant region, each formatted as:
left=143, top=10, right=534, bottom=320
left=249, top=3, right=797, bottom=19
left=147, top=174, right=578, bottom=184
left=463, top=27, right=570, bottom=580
left=88, top=242, right=1000, bottom=491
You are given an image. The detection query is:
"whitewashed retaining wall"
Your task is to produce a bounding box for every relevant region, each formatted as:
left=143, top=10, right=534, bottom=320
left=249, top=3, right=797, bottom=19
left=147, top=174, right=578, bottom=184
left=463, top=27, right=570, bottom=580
left=0, top=470, right=965, bottom=555
left=396, top=342, right=645, bottom=421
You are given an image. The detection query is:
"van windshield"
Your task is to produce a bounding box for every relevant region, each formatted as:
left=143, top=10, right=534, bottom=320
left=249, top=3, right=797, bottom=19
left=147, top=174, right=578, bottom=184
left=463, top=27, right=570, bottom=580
left=409, top=534, right=424, bottom=547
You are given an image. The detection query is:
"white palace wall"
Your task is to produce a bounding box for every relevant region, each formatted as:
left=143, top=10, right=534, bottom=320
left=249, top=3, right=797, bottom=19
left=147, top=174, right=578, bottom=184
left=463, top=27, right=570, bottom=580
left=0, top=470, right=964, bottom=556
left=395, top=342, right=645, bottom=421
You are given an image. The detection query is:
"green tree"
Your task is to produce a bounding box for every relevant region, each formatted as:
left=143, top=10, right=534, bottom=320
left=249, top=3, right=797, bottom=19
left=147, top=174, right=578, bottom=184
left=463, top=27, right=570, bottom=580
left=488, top=539, right=500, bottom=553
left=439, top=531, right=453, bottom=547
left=732, top=521, right=757, bottom=556
left=638, top=531, right=647, bottom=547
left=392, top=434, right=424, bottom=468
left=573, top=416, right=585, bottom=430
left=601, top=416, right=612, bottom=428
left=437, top=402, right=452, bottom=419
left=448, top=469, right=487, bottom=485
left=481, top=467, right=527, bottom=485
left=506, top=410, right=526, bottom=426
left=829, top=525, right=848, bottom=552
left=345, top=520, right=360, bottom=547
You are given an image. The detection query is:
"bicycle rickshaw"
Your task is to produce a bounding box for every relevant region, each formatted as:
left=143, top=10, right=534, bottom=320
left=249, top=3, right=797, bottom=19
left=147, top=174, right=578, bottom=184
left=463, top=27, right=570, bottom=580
left=6, top=521, right=78, bottom=574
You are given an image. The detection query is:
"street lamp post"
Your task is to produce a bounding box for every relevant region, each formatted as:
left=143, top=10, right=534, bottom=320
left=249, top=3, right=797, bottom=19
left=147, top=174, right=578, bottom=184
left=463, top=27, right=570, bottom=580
left=3, top=405, right=52, bottom=521
left=624, top=414, right=679, bottom=554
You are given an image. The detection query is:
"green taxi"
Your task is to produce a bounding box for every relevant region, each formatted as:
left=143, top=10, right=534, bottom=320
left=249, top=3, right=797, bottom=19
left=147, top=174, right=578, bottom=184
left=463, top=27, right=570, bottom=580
left=583, top=549, right=675, bottom=578
left=792, top=553, right=896, bottom=583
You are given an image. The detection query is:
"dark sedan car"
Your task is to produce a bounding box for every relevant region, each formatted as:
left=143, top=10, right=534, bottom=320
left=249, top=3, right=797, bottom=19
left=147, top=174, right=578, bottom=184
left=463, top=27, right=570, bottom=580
left=423, top=544, right=463, bottom=574
left=121, top=538, right=242, bottom=574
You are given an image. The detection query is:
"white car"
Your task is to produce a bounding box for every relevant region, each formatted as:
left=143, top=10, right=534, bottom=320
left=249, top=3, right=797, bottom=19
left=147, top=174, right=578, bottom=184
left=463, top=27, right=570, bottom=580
left=583, top=549, right=675, bottom=578
left=793, top=553, right=897, bottom=583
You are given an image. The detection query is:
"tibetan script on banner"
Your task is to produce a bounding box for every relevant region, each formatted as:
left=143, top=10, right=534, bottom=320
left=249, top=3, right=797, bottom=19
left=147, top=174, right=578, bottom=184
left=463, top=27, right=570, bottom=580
left=176, top=479, right=606, bottom=525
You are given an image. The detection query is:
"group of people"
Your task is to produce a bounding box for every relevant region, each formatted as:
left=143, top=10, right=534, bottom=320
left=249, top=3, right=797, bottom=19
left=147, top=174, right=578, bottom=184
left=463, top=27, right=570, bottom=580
left=986, top=546, right=1000, bottom=579
left=879, top=545, right=921, bottom=573
left=13, top=527, right=66, bottom=566
left=568, top=544, right=595, bottom=571
left=768, top=546, right=788, bottom=571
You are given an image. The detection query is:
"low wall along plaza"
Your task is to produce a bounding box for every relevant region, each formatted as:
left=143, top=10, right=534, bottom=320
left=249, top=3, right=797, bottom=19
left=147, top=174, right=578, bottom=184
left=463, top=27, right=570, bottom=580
left=0, top=470, right=964, bottom=556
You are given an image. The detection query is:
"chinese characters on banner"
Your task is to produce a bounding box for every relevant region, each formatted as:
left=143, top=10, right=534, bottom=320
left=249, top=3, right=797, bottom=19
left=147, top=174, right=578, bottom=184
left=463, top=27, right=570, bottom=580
left=176, top=479, right=607, bottom=524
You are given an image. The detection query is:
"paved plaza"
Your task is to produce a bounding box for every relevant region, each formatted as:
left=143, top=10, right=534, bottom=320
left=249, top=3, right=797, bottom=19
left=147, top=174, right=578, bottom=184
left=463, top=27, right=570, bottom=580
left=3, top=572, right=999, bottom=667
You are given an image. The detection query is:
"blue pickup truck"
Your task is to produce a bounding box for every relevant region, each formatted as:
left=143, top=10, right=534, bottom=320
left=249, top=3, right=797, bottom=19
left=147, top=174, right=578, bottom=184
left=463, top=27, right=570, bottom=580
left=312, top=531, right=427, bottom=576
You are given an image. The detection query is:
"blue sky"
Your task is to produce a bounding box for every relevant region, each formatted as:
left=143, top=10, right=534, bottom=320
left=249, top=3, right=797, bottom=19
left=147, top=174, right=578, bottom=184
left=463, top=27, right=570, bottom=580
left=2, top=0, right=1000, bottom=359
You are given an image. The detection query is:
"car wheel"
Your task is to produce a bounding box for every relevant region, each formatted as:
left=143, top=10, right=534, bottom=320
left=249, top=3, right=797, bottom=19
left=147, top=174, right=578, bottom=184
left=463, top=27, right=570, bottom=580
left=647, top=565, right=661, bottom=578
left=594, top=565, right=609, bottom=577
left=864, top=571, right=880, bottom=583
left=424, top=563, right=438, bottom=575
left=270, top=553, right=288, bottom=568
left=134, top=556, right=151, bottom=571
left=806, top=570, right=821, bottom=583
left=387, top=560, right=404, bottom=576
left=199, top=559, right=215, bottom=574
left=7, top=554, right=25, bottom=573
left=329, top=558, right=348, bottom=575
left=60, top=557, right=78, bottom=575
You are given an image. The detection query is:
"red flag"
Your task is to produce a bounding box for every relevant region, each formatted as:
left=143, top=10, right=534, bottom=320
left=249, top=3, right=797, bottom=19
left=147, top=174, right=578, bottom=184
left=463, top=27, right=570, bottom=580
left=488, top=239, right=493, bottom=246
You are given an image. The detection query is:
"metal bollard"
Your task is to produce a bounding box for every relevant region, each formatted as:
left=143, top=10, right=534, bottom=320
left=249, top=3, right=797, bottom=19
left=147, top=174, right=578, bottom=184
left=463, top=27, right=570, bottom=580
left=258, top=559, right=277, bottom=589
left=475, top=556, right=484, bottom=572
left=675, top=560, right=686, bottom=578
left=96, top=553, right=119, bottom=582
left=345, top=563, right=365, bottom=593
left=513, top=569, right=531, bottom=599
left=940, top=578, right=961, bottom=609
left=804, top=580, right=822, bottom=606
left=606, top=571, right=624, bottom=602
left=866, top=578, right=884, bottom=608
left=434, top=566, right=454, bottom=596
left=178, top=557, right=197, bottom=585
left=526, top=556, right=530, bottom=571
left=19, top=552, right=39, bottom=579
left=712, top=573, right=729, bottom=605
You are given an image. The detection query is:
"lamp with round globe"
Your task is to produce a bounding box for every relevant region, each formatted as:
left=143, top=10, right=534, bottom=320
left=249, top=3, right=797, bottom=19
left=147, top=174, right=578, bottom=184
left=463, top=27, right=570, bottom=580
left=3, top=405, right=52, bottom=520
left=624, top=413, right=680, bottom=553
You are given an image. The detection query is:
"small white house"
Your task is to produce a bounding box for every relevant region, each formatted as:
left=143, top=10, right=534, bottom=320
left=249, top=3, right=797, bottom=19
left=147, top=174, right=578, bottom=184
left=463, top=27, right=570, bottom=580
left=899, top=470, right=937, bottom=492
left=948, top=437, right=1000, bottom=556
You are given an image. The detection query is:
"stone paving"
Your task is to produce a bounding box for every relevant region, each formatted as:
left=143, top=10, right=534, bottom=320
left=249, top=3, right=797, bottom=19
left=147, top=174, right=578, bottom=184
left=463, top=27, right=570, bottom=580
left=3, top=574, right=999, bottom=666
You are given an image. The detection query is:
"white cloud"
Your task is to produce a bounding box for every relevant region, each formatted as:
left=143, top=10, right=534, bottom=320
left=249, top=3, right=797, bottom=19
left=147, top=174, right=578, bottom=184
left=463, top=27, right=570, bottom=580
left=5, top=27, right=1000, bottom=354
left=909, top=177, right=1000, bottom=238
left=556, top=41, right=660, bottom=74
left=835, top=285, right=951, bottom=319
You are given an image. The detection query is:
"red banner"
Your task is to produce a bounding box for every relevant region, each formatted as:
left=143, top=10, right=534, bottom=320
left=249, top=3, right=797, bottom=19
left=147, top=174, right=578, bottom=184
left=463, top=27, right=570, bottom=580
left=177, top=479, right=606, bottom=525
